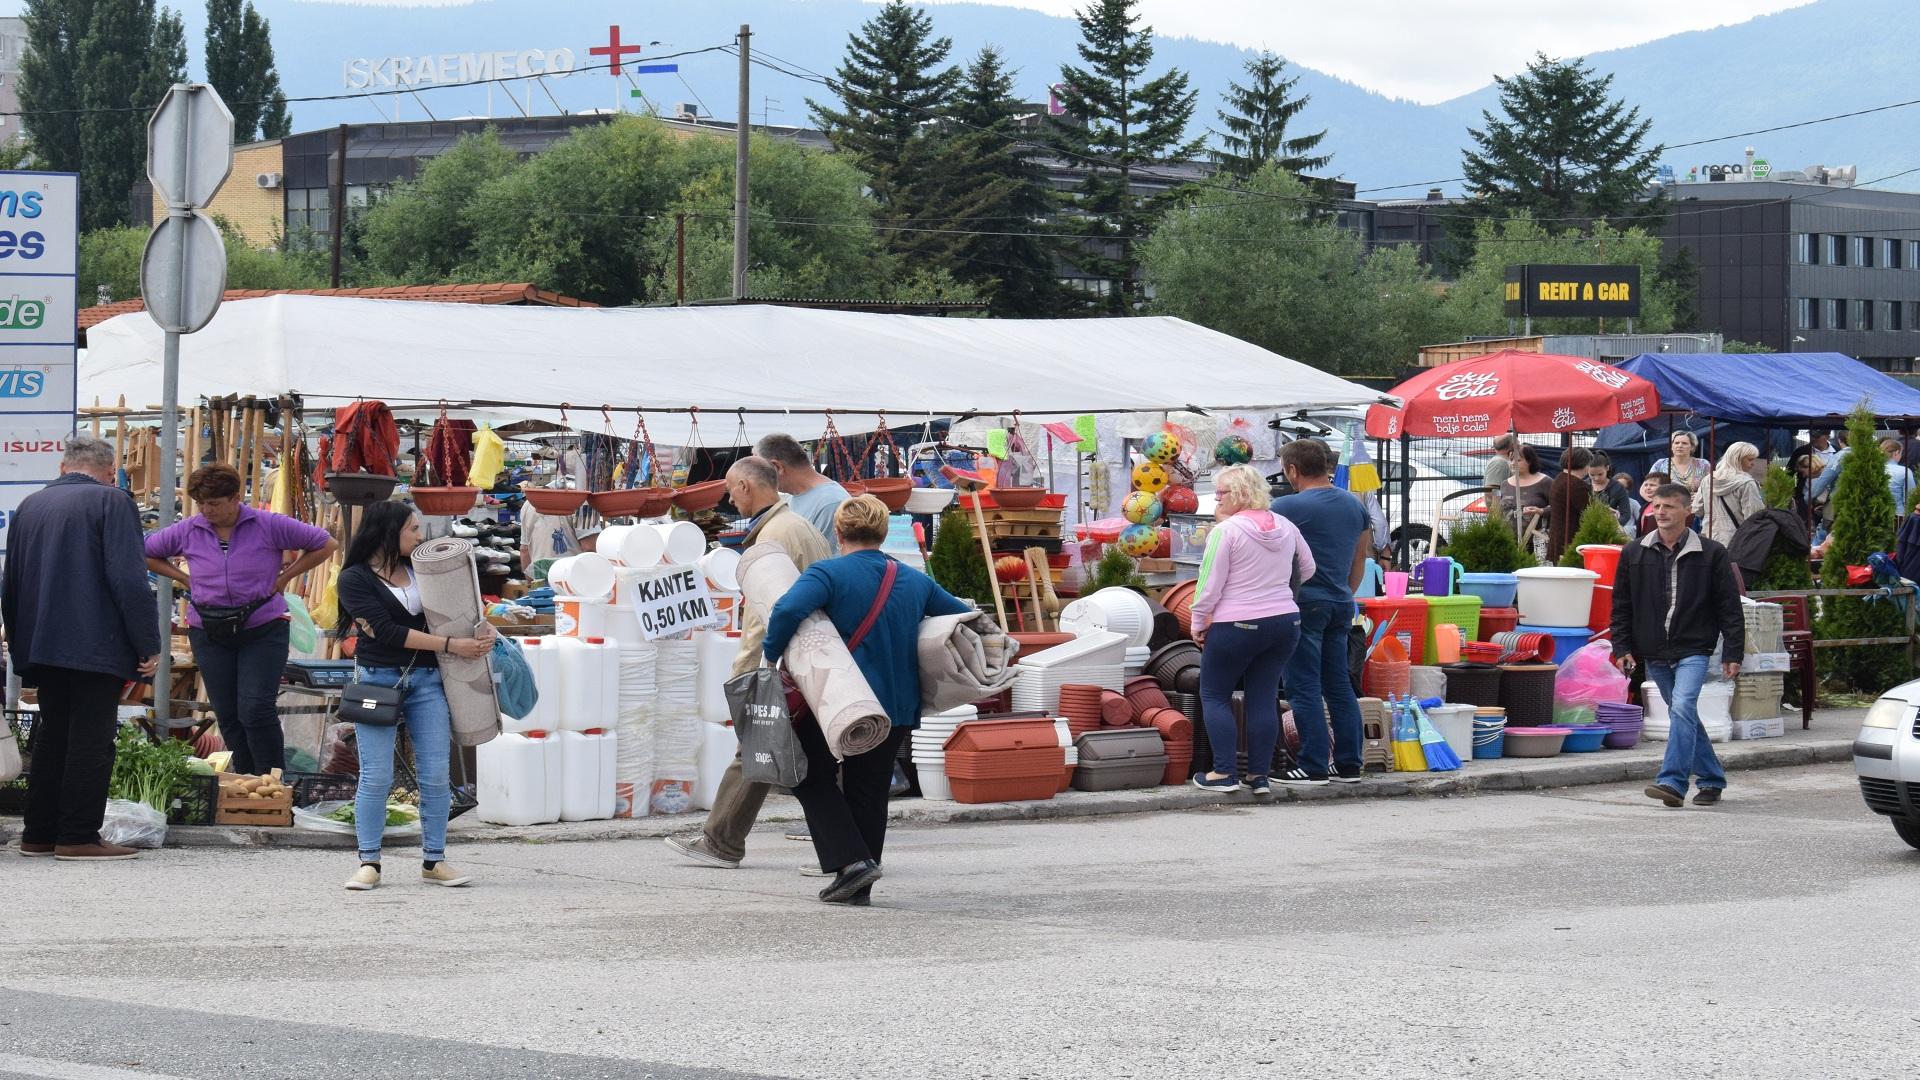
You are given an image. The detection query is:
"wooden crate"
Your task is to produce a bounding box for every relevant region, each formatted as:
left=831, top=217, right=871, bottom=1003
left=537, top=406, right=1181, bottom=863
left=215, top=771, right=293, bottom=827
left=983, top=507, right=1064, bottom=527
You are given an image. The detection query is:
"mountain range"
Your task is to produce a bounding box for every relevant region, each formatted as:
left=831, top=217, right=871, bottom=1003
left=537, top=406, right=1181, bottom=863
left=200, top=0, right=1918, bottom=196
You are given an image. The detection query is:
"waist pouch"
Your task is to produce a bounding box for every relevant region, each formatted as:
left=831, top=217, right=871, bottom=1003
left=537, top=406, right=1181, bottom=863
left=191, top=595, right=273, bottom=642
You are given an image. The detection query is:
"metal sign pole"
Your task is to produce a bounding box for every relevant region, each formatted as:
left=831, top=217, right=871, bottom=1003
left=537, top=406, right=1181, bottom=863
left=156, top=328, right=179, bottom=716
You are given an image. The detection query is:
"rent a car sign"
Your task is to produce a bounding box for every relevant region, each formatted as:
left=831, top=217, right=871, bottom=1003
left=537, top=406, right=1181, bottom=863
left=0, top=172, right=78, bottom=557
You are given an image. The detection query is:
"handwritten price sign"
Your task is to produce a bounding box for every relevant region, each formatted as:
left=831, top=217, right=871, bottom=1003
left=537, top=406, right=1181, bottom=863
left=628, top=564, right=726, bottom=640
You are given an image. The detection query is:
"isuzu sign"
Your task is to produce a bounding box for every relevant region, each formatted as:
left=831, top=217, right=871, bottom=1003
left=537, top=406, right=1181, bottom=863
left=343, top=47, right=578, bottom=88
left=1502, top=264, right=1642, bottom=319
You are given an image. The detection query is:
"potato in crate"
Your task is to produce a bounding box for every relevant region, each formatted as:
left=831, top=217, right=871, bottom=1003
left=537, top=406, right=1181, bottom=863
left=215, top=770, right=294, bottom=827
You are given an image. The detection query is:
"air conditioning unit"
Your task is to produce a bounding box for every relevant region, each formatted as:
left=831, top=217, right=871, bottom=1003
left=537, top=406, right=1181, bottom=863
left=255, top=172, right=282, bottom=190
left=672, top=102, right=701, bottom=120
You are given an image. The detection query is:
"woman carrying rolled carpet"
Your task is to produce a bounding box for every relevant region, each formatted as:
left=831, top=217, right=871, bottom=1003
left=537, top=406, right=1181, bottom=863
left=763, top=495, right=972, bottom=906
left=334, top=501, right=496, bottom=892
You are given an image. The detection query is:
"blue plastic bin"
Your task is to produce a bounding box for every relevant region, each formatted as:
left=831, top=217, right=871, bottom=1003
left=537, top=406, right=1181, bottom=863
left=1459, top=572, right=1519, bottom=608
left=1515, top=623, right=1594, bottom=665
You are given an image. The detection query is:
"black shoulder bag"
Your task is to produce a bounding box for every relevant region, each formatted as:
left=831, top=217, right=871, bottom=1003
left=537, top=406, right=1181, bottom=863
left=338, top=654, right=416, bottom=727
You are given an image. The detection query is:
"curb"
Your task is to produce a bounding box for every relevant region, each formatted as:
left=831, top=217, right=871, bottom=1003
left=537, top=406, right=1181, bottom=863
left=84, top=730, right=1854, bottom=851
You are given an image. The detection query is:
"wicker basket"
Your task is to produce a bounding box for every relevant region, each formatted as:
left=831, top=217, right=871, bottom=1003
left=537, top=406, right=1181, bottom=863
left=1441, top=663, right=1504, bottom=708
left=1498, top=664, right=1559, bottom=728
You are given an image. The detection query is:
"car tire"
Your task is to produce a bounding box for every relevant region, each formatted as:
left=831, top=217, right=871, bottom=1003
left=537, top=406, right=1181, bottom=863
left=1394, top=524, right=1434, bottom=565
left=1894, top=816, right=1920, bottom=851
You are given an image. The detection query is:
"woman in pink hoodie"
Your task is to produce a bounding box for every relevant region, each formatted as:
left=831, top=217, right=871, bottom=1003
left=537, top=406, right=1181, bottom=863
left=1189, top=464, right=1315, bottom=797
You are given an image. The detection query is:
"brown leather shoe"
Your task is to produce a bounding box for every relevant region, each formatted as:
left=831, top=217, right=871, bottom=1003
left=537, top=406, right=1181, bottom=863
left=54, top=842, right=140, bottom=861
left=16, top=842, right=55, bottom=857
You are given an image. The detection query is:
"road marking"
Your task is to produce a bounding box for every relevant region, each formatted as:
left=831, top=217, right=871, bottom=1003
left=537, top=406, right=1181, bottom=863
left=0, top=1054, right=193, bottom=1080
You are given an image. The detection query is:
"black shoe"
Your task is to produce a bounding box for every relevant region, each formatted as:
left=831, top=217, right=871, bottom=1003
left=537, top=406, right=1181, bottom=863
left=819, top=859, right=883, bottom=903
left=1276, top=767, right=1329, bottom=788
left=1247, top=776, right=1273, bottom=798
left=1644, top=783, right=1685, bottom=808
left=1693, top=788, right=1722, bottom=806
left=1331, top=765, right=1363, bottom=785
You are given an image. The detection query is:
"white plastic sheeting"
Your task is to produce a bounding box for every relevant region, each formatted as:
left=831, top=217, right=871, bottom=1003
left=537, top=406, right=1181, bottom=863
left=81, top=295, right=1383, bottom=443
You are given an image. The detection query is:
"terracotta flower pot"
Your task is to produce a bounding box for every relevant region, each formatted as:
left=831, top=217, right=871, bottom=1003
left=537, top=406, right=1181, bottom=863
left=587, top=487, right=676, bottom=519
left=992, top=487, right=1048, bottom=509
left=524, top=488, right=589, bottom=516
left=408, top=486, right=479, bottom=516
left=861, top=476, right=913, bottom=511
left=671, top=479, right=728, bottom=513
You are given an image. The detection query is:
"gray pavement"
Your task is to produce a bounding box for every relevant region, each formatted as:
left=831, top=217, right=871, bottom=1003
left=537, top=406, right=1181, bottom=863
left=3, top=762, right=1916, bottom=1079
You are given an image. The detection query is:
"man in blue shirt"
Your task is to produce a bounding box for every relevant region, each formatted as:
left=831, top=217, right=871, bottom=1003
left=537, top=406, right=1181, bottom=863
left=1270, top=439, right=1372, bottom=785
left=757, top=433, right=851, bottom=555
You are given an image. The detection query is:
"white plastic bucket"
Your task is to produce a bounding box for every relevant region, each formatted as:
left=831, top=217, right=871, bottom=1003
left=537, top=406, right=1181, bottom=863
left=1514, top=567, right=1599, bottom=629
left=599, top=523, right=665, bottom=568
left=1433, top=704, right=1475, bottom=761
left=700, top=546, right=741, bottom=592
left=652, top=521, right=707, bottom=565
left=917, top=761, right=952, bottom=801
left=558, top=729, right=617, bottom=822
left=1059, top=588, right=1153, bottom=647
left=549, top=552, right=616, bottom=600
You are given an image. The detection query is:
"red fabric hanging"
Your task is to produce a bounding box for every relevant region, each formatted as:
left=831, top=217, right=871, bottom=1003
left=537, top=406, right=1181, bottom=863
left=328, top=401, right=401, bottom=476
left=423, top=418, right=477, bottom=487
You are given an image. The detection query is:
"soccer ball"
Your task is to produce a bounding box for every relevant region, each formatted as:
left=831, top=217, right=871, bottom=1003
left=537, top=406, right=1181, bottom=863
left=1143, top=431, right=1182, bottom=464
left=1131, top=461, right=1170, bottom=493
left=1121, top=490, right=1163, bottom=525
left=1161, top=485, right=1198, bottom=515
left=1117, top=524, right=1159, bottom=557
left=1214, top=434, right=1253, bottom=465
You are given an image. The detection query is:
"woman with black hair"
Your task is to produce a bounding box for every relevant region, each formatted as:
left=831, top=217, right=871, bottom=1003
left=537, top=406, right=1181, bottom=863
left=334, top=501, right=495, bottom=892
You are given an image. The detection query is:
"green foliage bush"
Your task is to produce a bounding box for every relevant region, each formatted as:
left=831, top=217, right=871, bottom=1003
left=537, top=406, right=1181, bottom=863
left=1445, top=514, right=1539, bottom=573
left=1814, top=407, right=1905, bottom=690
left=927, top=510, right=995, bottom=610
left=1557, top=502, right=1629, bottom=567
left=1089, top=546, right=1147, bottom=593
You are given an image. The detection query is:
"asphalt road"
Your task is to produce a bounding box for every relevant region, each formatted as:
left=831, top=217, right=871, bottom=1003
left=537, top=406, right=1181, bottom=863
left=2, top=764, right=1916, bottom=1080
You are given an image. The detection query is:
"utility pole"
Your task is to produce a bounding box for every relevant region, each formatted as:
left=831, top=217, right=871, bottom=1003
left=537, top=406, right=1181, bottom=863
left=676, top=212, right=687, bottom=306
left=328, top=123, right=348, bottom=288
left=732, top=24, right=750, bottom=302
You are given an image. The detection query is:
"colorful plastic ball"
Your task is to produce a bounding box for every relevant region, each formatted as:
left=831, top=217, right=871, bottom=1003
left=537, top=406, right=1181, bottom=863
left=1214, top=435, right=1253, bottom=465
left=1161, top=485, right=1198, bottom=515
left=1121, top=490, right=1163, bottom=524
left=1143, top=431, right=1182, bottom=464
left=1131, top=461, right=1170, bottom=493
left=1117, top=524, right=1159, bottom=557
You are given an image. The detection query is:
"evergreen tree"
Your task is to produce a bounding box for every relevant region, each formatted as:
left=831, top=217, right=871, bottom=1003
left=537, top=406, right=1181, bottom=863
left=927, top=509, right=995, bottom=609
left=894, top=48, right=1065, bottom=317
left=1211, top=51, right=1328, bottom=181
left=1557, top=502, right=1628, bottom=568
left=1460, top=53, right=1662, bottom=228
left=806, top=1, right=958, bottom=224
left=205, top=0, right=289, bottom=142
left=77, top=2, right=184, bottom=230
left=18, top=0, right=93, bottom=177
left=1815, top=407, right=1905, bottom=691
left=1050, top=0, right=1201, bottom=314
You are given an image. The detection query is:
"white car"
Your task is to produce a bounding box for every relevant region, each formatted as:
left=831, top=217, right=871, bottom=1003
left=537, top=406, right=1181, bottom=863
left=1852, top=680, right=1920, bottom=850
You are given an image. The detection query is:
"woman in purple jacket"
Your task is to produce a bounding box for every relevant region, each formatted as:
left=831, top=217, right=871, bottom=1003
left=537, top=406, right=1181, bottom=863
left=1188, top=464, right=1314, bottom=797
left=146, top=463, right=336, bottom=773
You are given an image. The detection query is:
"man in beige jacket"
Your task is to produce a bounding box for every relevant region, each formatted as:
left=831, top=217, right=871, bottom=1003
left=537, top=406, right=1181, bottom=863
left=666, top=456, right=831, bottom=869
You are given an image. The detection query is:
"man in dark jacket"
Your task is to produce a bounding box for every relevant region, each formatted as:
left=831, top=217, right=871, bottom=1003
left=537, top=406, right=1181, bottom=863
left=3, top=437, right=162, bottom=859
left=1611, top=483, right=1745, bottom=810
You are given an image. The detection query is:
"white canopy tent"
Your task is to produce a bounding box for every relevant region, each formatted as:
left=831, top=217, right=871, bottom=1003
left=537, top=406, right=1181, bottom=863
left=82, top=296, right=1384, bottom=443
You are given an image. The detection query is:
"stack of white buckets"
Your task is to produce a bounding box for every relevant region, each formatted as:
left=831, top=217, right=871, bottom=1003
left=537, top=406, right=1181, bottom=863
left=477, top=518, right=747, bottom=825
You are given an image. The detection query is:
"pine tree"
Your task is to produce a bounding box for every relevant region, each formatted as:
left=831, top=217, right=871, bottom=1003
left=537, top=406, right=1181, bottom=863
left=1211, top=51, right=1328, bottom=181
left=1460, top=53, right=1662, bottom=228
left=205, top=0, right=289, bottom=142
left=894, top=48, right=1065, bottom=317
left=927, top=509, right=995, bottom=609
left=76, top=2, right=184, bottom=231
left=1050, top=0, right=1201, bottom=314
left=1557, top=502, right=1628, bottom=568
left=806, top=1, right=958, bottom=226
left=1815, top=407, right=1905, bottom=690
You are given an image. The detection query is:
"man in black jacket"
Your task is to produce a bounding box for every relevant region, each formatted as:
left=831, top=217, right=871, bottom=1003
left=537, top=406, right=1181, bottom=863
left=1611, top=483, right=1745, bottom=809
left=4, top=438, right=161, bottom=859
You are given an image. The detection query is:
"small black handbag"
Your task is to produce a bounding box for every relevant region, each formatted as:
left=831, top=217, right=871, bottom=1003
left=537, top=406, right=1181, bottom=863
left=337, top=658, right=416, bottom=728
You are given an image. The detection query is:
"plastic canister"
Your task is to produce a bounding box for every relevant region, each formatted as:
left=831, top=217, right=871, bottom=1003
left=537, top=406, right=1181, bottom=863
left=476, top=730, right=560, bottom=826
left=692, top=722, right=738, bottom=810
left=558, top=729, right=617, bottom=821
left=550, top=636, right=598, bottom=731
left=587, top=637, right=620, bottom=731
left=509, top=637, right=560, bottom=734
left=693, top=628, right=738, bottom=725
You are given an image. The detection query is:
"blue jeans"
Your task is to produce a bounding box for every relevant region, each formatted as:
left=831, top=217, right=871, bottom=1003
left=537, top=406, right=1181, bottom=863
left=352, top=665, right=453, bottom=862
left=1199, top=614, right=1302, bottom=780
left=1285, top=600, right=1364, bottom=777
left=188, top=619, right=292, bottom=776
left=1648, top=655, right=1725, bottom=795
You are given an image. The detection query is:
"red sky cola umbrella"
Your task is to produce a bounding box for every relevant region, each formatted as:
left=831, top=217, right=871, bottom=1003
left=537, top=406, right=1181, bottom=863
left=1378, top=350, right=1662, bottom=438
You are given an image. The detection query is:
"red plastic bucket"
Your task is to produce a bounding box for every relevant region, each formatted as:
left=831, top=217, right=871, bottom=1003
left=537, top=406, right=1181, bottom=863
left=1579, top=544, right=1624, bottom=588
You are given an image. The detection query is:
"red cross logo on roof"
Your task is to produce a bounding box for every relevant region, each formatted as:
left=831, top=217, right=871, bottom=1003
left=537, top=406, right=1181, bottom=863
left=590, top=25, right=645, bottom=76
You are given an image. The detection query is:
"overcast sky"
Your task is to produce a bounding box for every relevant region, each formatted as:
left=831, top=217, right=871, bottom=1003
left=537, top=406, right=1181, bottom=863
left=0, top=0, right=1812, bottom=103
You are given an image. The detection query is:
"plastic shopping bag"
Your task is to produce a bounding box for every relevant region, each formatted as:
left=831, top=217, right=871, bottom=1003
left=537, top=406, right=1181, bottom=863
left=490, top=636, right=539, bottom=721
left=100, top=798, right=168, bottom=849
left=1555, top=640, right=1629, bottom=708
left=284, top=592, right=318, bottom=654
left=723, top=665, right=809, bottom=788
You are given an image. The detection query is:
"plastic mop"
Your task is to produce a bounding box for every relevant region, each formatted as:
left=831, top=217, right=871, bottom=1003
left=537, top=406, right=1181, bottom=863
left=1412, top=697, right=1462, bottom=771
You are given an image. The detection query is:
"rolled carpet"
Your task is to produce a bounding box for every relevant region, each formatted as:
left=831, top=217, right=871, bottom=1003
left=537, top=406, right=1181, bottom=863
left=736, top=542, right=890, bottom=760
left=411, top=536, right=501, bottom=747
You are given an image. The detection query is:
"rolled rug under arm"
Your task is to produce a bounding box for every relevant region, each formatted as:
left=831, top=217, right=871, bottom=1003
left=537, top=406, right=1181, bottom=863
left=412, top=536, right=501, bottom=747
left=736, top=543, right=890, bottom=760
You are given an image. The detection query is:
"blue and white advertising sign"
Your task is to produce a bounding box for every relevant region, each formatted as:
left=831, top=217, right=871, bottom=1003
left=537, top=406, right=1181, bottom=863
left=0, top=172, right=78, bottom=556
